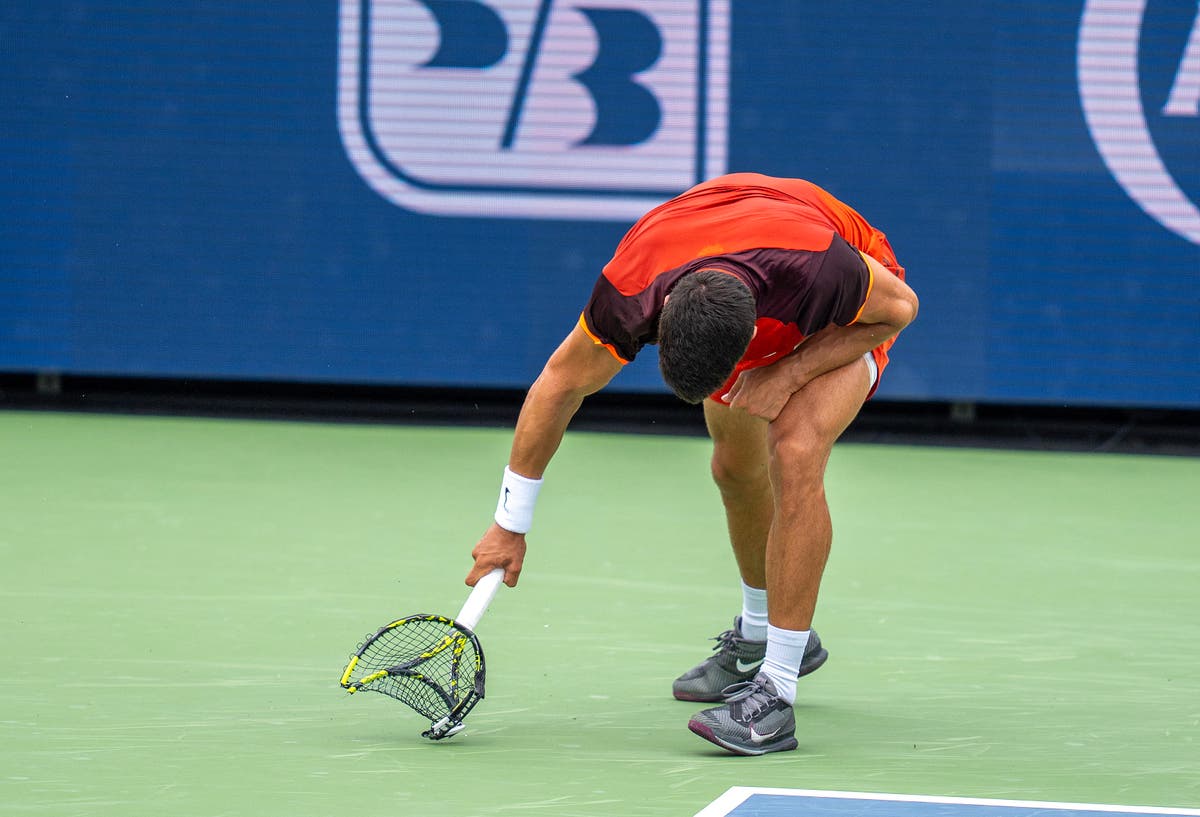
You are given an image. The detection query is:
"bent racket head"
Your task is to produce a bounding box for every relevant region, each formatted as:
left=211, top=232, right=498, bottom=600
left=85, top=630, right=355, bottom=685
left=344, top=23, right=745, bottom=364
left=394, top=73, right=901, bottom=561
left=340, top=614, right=486, bottom=739
left=340, top=569, right=504, bottom=739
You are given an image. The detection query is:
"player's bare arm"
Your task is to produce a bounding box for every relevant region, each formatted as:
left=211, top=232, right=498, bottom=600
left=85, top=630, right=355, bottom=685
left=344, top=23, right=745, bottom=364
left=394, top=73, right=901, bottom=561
left=725, top=256, right=918, bottom=421
left=467, top=322, right=623, bottom=588
left=507, top=322, right=624, bottom=478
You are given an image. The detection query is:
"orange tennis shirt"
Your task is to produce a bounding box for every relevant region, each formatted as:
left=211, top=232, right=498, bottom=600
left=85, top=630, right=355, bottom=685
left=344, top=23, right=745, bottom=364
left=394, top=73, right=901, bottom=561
left=579, top=173, right=907, bottom=402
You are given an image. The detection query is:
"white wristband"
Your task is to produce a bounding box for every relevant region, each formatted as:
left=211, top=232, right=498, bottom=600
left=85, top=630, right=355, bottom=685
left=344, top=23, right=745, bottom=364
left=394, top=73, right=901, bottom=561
left=493, top=466, right=543, bottom=534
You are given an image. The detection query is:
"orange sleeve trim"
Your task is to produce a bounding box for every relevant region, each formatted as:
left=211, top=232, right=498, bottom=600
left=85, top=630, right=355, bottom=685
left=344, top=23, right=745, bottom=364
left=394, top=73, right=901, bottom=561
left=696, top=266, right=741, bottom=279
left=850, top=251, right=875, bottom=324
left=578, top=312, right=629, bottom=364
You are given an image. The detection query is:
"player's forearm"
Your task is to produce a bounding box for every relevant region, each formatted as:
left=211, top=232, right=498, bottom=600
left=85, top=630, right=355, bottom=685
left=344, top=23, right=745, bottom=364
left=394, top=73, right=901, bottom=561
left=785, top=321, right=902, bottom=385
left=506, top=368, right=590, bottom=479
left=504, top=324, right=622, bottom=479
left=483, top=373, right=584, bottom=542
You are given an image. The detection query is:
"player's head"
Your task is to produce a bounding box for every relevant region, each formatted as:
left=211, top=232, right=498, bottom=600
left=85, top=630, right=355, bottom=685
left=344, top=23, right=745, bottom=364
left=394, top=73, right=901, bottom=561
left=658, top=270, right=756, bottom=404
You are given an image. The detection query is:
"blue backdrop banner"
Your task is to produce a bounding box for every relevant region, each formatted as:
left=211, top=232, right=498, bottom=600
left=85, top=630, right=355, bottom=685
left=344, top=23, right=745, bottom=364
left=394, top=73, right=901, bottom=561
left=2, top=1, right=1197, bottom=406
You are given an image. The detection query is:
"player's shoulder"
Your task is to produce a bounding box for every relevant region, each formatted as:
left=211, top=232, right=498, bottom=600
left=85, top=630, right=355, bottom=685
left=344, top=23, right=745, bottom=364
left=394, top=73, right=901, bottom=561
left=688, top=172, right=819, bottom=194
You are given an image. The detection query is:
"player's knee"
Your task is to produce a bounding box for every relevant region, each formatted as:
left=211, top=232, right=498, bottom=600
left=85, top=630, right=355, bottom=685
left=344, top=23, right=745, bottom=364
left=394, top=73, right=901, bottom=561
left=767, top=431, right=829, bottom=487
left=710, top=451, right=769, bottom=497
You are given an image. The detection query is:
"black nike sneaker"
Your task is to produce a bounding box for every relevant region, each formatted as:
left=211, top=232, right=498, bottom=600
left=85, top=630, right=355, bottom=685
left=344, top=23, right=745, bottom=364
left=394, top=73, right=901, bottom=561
left=671, top=617, right=828, bottom=702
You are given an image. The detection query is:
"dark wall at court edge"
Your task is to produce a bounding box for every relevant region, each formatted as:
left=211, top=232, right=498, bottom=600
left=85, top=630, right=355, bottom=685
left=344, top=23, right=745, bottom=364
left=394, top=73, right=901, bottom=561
left=2, top=2, right=1198, bottom=407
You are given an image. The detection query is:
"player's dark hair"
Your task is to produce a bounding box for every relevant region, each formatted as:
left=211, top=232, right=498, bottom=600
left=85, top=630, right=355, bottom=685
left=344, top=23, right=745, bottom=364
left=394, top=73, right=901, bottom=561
left=658, top=270, right=756, bottom=404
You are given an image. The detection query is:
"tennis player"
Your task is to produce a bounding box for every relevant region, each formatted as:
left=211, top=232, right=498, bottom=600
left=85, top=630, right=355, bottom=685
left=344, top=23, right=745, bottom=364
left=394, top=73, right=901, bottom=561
left=465, top=173, right=918, bottom=756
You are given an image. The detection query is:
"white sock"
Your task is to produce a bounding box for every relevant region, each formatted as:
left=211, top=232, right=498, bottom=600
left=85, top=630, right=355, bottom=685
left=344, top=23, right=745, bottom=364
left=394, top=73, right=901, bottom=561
left=739, top=581, right=768, bottom=641
left=762, top=624, right=811, bottom=705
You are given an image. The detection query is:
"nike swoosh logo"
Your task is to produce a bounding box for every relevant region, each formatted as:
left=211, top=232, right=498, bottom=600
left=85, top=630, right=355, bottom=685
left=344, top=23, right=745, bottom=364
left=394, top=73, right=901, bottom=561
left=503, top=486, right=510, bottom=509
left=750, top=725, right=781, bottom=744
left=735, top=658, right=764, bottom=673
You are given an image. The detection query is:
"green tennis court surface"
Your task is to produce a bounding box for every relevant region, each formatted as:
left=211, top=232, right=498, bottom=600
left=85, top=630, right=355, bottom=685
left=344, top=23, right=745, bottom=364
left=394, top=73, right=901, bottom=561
left=1, top=410, right=1197, bottom=816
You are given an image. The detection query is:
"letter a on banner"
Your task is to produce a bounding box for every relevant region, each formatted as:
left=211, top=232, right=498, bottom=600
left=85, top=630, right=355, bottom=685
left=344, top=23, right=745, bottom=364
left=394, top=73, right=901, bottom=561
left=337, top=0, right=730, bottom=221
left=1078, top=0, right=1200, bottom=245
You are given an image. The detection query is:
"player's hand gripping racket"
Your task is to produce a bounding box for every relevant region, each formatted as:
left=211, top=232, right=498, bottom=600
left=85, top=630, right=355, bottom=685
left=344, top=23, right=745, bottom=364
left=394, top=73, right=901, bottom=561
left=339, top=568, right=504, bottom=740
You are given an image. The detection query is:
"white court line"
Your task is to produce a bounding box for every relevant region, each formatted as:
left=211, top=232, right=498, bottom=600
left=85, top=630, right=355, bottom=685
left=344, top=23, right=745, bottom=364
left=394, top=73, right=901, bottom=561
left=694, top=788, right=1200, bottom=817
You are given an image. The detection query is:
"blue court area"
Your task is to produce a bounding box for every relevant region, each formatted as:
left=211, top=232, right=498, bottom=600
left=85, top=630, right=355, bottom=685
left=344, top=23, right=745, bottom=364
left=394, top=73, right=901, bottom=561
left=698, top=790, right=1200, bottom=817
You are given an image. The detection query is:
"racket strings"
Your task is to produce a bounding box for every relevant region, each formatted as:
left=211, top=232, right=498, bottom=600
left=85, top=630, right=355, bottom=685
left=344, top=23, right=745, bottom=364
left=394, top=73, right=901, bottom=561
left=346, top=617, right=483, bottom=722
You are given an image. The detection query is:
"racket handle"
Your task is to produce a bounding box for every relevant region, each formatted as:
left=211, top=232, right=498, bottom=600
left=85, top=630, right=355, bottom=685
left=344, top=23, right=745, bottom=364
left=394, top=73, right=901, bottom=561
left=456, top=568, right=504, bottom=630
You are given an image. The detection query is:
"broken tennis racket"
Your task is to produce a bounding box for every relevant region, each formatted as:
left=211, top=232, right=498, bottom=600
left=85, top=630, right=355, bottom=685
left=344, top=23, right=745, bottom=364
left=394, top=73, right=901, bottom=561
left=339, top=568, right=504, bottom=740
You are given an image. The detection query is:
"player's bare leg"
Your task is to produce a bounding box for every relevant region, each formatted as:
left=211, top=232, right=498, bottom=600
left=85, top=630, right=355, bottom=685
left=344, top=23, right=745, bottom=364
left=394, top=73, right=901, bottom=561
left=764, top=357, right=873, bottom=632
left=703, top=399, right=771, bottom=589
left=687, top=357, right=871, bottom=754
left=672, top=397, right=829, bottom=703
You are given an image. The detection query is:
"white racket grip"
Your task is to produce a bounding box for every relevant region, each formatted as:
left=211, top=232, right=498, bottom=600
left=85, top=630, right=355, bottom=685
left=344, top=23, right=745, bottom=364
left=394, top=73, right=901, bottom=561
left=456, top=568, right=504, bottom=630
